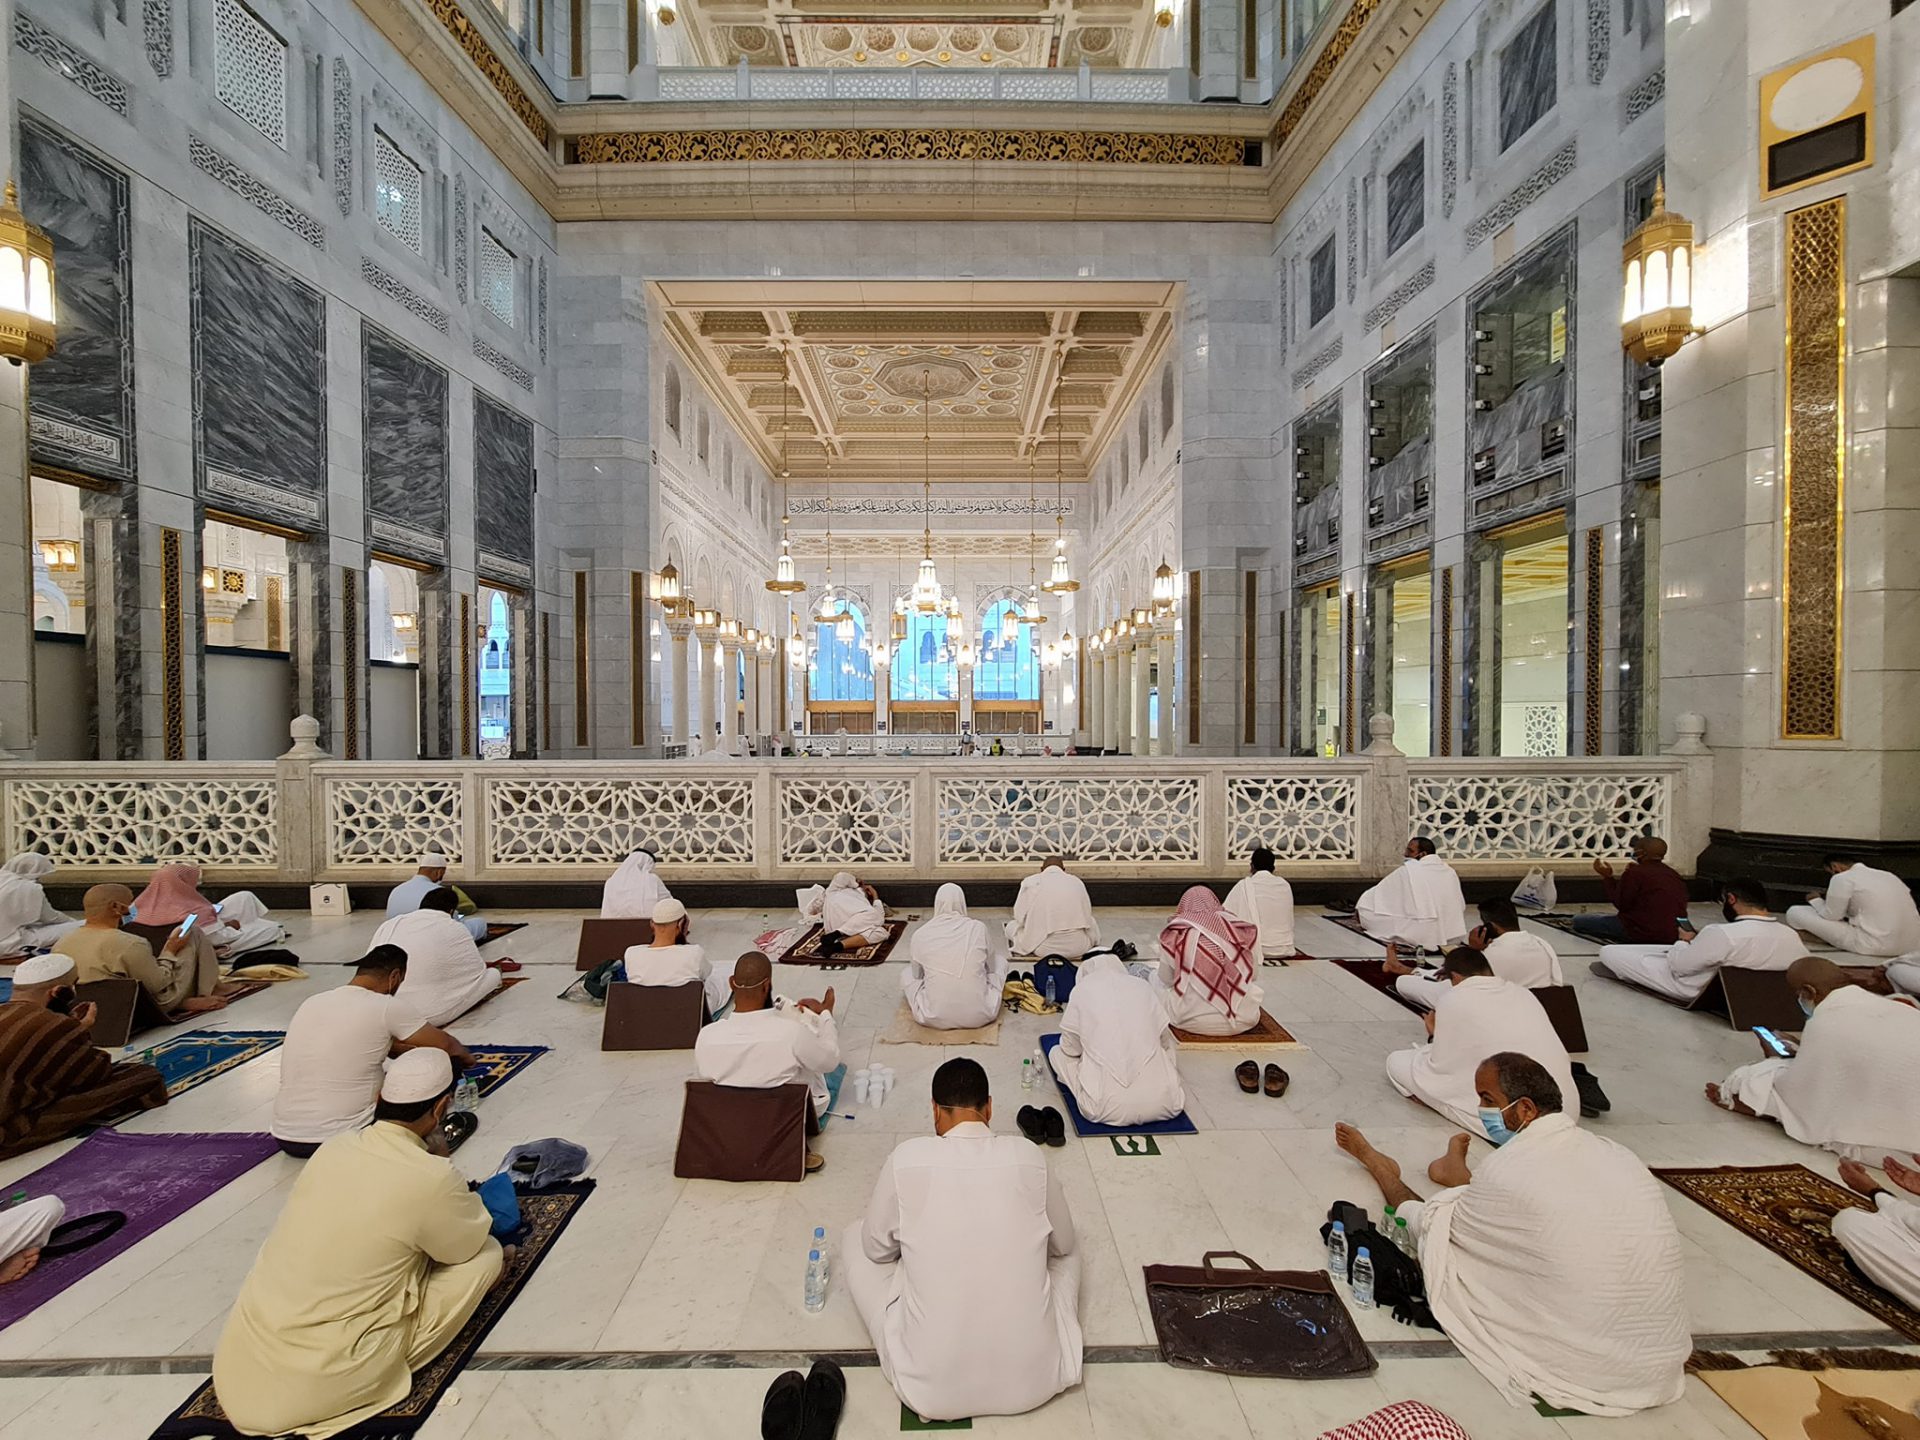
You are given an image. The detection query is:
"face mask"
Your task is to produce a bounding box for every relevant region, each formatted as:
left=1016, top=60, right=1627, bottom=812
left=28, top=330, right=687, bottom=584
left=1797, top=995, right=1815, bottom=1019
left=1722, top=901, right=1739, bottom=924
left=1478, top=1099, right=1522, bottom=1146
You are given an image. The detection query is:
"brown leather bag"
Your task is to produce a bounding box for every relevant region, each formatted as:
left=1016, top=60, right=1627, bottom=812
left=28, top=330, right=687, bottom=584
left=1143, top=1251, right=1376, bottom=1379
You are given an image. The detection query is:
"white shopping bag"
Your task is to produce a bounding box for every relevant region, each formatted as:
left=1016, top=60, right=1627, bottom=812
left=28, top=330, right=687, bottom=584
left=1511, top=867, right=1557, bottom=912
left=309, top=883, right=352, bottom=915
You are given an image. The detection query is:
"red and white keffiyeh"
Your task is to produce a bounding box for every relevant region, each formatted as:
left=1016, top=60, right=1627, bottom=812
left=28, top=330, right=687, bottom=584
left=1158, top=885, right=1257, bottom=1014
left=1317, top=1401, right=1471, bottom=1440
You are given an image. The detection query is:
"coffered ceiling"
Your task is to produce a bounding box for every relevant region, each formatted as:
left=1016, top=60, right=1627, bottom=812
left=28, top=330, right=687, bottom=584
left=655, top=281, right=1177, bottom=482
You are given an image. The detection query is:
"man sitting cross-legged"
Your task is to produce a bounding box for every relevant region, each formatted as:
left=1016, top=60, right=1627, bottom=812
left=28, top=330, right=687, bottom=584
left=843, top=1057, right=1083, bottom=1425
left=1050, top=952, right=1183, bottom=1127
left=1707, top=956, right=1920, bottom=1163
left=1784, top=853, right=1920, bottom=960
left=371, top=886, right=503, bottom=1028
left=1594, top=876, right=1803, bottom=1002
left=1005, top=857, right=1099, bottom=959
left=53, top=882, right=227, bottom=1015
left=1835, top=1153, right=1920, bottom=1310
left=1336, top=1053, right=1689, bottom=1416
left=1387, top=897, right=1564, bottom=1011
left=1573, top=836, right=1689, bottom=945
left=1353, top=837, right=1468, bottom=952
left=1384, top=948, right=1575, bottom=1141
left=270, top=944, right=474, bottom=1159
left=386, top=851, right=490, bottom=943
left=214, top=1049, right=509, bottom=1440
left=0, top=954, right=167, bottom=1159
left=625, top=897, right=733, bottom=1017
left=692, top=953, right=840, bottom=1175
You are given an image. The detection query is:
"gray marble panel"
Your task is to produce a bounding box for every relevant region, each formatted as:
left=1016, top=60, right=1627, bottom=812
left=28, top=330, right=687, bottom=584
left=1307, top=237, right=1336, bottom=327
left=1291, top=395, right=1342, bottom=562
left=1499, top=2, right=1557, bottom=152
left=189, top=221, right=327, bottom=528
left=474, top=393, right=534, bottom=575
left=20, top=119, right=133, bottom=481
left=1385, top=141, right=1425, bottom=257
left=362, top=325, right=448, bottom=562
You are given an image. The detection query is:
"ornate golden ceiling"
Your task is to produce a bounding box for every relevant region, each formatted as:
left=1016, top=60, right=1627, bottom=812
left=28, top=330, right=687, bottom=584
left=656, top=281, right=1175, bottom=481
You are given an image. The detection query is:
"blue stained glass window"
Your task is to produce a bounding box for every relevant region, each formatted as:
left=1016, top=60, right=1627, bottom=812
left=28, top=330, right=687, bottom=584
left=808, top=601, right=874, bottom=702
left=974, top=599, right=1039, bottom=702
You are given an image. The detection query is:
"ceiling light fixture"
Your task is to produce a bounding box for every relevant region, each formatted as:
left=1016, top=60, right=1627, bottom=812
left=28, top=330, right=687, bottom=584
left=911, top=367, right=947, bottom=614
left=766, top=345, right=806, bottom=595
left=1041, top=394, right=1079, bottom=594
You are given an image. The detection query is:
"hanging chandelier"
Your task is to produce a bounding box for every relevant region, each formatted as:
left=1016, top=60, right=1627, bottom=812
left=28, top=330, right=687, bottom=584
left=911, top=368, right=947, bottom=613
left=1040, top=397, right=1079, bottom=594
left=1020, top=448, right=1047, bottom=628
left=1152, top=558, right=1177, bottom=618
left=766, top=346, right=806, bottom=595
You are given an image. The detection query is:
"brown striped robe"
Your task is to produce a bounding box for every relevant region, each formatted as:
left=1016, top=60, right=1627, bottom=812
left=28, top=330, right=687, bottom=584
left=0, top=1003, right=167, bottom=1158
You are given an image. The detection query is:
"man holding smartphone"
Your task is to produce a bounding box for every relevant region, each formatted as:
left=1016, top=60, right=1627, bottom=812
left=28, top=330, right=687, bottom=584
left=51, top=884, right=227, bottom=1015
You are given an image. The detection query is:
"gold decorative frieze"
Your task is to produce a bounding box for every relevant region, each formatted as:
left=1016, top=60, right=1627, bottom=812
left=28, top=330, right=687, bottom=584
left=1781, top=196, right=1846, bottom=740
left=419, top=0, right=551, bottom=145
left=1275, top=0, right=1382, bottom=149
left=574, top=128, right=1246, bottom=167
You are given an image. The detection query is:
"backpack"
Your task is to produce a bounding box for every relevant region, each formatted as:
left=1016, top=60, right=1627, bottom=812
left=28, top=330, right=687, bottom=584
left=1318, top=1201, right=1439, bottom=1330
left=580, top=956, right=625, bottom=1002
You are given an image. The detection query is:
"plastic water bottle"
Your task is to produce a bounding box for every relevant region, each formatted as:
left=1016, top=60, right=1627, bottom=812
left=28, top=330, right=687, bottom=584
left=1351, top=1247, right=1376, bottom=1310
left=454, top=1076, right=480, bottom=1114
left=812, top=1226, right=830, bottom=1289
left=1326, top=1220, right=1348, bottom=1282
left=1044, top=974, right=1057, bottom=1007
left=803, top=1248, right=827, bottom=1313
left=1021, top=1057, right=1035, bottom=1091
left=1393, top=1215, right=1414, bottom=1259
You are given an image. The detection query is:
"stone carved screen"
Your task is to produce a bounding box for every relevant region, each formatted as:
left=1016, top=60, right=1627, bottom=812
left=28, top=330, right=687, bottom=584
left=21, top=120, right=134, bottom=482
left=936, top=774, right=1204, bottom=866
left=473, top=393, right=533, bottom=586
left=8, top=772, right=279, bottom=868
left=362, top=326, right=449, bottom=564
left=485, top=775, right=756, bottom=868
left=190, top=221, right=327, bottom=529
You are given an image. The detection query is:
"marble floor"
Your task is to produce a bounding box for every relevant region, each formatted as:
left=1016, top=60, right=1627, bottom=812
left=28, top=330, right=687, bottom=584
left=0, top=898, right=1900, bottom=1439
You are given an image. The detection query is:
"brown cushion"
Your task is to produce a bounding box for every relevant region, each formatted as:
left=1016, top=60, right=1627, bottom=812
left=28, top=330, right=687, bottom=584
left=576, top=918, right=655, bottom=971
left=1711, top=967, right=1808, bottom=1032
left=672, top=1080, right=810, bottom=1182
left=601, top=980, right=705, bottom=1051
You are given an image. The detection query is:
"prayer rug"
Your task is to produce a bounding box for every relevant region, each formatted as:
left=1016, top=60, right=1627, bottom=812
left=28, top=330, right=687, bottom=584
left=1037, top=1035, right=1199, bottom=1138
left=1261, top=951, right=1319, bottom=967
left=779, top=920, right=908, bottom=967
left=481, top=921, right=527, bottom=945
left=206, top=978, right=273, bottom=1009
left=1654, top=1164, right=1920, bottom=1341
left=878, top=1002, right=1001, bottom=1046
left=1696, top=1363, right=1920, bottom=1440
left=1521, top=913, right=1584, bottom=938
left=1321, top=913, right=1388, bottom=948
left=449, top=975, right=528, bottom=1023
left=899, top=1408, right=972, bottom=1431
left=1170, top=1010, right=1302, bottom=1047
left=1327, top=959, right=1427, bottom=1017
left=134, top=1029, right=285, bottom=1099
left=464, top=1045, right=548, bottom=1099
left=151, top=1180, right=596, bottom=1440
left=0, top=1130, right=278, bottom=1332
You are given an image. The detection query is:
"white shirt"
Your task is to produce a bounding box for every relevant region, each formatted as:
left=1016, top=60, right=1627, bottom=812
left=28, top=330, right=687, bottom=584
left=859, top=1122, right=1082, bottom=1421
left=1667, top=915, right=1804, bottom=987
left=1222, top=872, right=1296, bottom=958
left=624, top=941, right=708, bottom=990
left=1482, top=928, right=1564, bottom=987
left=1824, top=866, right=1920, bottom=954
left=693, top=1001, right=842, bottom=1109
left=383, top=874, right=439, bottom=920
left=272, top=985, right=428, bottom=1144
left=1404, top=976, right=1575, bottom=1132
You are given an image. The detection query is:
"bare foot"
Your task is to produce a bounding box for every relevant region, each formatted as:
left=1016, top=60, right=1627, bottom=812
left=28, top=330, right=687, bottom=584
left=1381, top=943, right=1413, bottom=977
left=1334, top=1123, right=1402, bottom=1190
left=1703, top=1082, right=1756, bottom=1116
left=1428, top=1133, right=1474, bottom=1188
left=0, top=1248, right=41, bottom=1285
left=179, top=995, right=228, bottom=1014
left=1839, top=1159, right=1884, bottom=1198
left=1883, top=1155, right=1920, bottom=1198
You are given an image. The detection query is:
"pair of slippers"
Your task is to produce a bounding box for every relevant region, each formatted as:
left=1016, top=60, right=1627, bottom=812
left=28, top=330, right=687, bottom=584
left=1236, top=1061, right=1290, bottom=1098
left=762, top=1358, right=845, bottom=1440
left=1016, top=1105, right=1066, bottom=1146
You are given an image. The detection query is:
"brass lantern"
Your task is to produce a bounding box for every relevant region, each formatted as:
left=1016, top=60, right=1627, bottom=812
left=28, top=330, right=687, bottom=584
left=1621, top=178, right=1700, bottom=367
left=1151, top=559, right=1176, bottom=618
left=657, top=560, right=684, bottom=617
left=0, top=181, right=56, bottom=367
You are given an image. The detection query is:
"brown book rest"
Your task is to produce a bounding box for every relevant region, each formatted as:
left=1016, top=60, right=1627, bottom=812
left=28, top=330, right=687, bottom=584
left=601, top=980, right=704, bottom=1051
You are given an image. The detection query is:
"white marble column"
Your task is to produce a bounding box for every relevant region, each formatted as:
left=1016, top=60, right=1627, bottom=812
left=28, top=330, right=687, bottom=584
left=711, top=639, right=732, bottom=750
left=669, top=624, right=692, bottom=747
left=1115, top=641, right=1134, bottom=755
left=1131, top=634, right=1153, bottom=757
left=1154, top=623, right=1177, bottom=756
left=1086, top=650, right=1103, bottom=750
left=689, top=629, right=708, bottom=749
left=1104, top=645, right=1123, bottom=753
left=958, top=660, right=973, bottom=735
left=874, top=653, right=890, bottom=733
left=742, top=641, right=760, bottom=741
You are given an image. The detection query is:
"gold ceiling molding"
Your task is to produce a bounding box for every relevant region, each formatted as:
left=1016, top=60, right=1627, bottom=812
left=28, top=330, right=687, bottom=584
left=419, top=0, right=552, bottom=145
left=1274, top=0, right=1381, bottom=148
left=574, top=128, right=1246, bottom=167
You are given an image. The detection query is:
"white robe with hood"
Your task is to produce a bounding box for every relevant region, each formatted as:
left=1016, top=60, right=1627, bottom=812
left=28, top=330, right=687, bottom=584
left=1049, top=955, right=1182, bottom=1126
left=0, top=855, right=78, bottom=953
left=601, top=852, right=671, bottom=919
left=903, top=885, right=1006, bottom=1030
left=1005, top=866, right=1100, bottom=958
left=823, top=872, right=889, bottom=946
left=1355, top=855, right=1469, bottom=950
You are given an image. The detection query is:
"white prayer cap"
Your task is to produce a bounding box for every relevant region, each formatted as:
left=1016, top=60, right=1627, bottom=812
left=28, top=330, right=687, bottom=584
left=652, top=897, right=688, bottom=926
left=381, top=1048, right=453, bottom=1103
left=11, top=954, right=73, bottom=987
left=417, top=850, right=450, bottom=868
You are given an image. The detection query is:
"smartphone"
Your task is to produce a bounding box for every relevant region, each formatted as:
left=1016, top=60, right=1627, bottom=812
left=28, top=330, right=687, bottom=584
left=177, top=912, right=197, bottom=936
left=1674, top=916, right=1692, bottom=928
left=1753, top=1026, right=1793, bottom=1058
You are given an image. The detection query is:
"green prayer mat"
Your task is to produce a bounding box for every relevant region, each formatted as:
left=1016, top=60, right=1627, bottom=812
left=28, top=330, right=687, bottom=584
left=899, top=1406, right=971, bottom=1431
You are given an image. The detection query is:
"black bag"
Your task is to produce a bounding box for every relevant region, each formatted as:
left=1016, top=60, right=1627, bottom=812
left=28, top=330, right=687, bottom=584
left=1143, top=1251, right=1377, bottom=1379
left=1030, top=956, right=1078, bottom=1007
left=580, top=956, right=624, bottom=1002
left=40, top=1210, right=127, bottom=1259
left=1317, top=1201, right=1439, bottom=1330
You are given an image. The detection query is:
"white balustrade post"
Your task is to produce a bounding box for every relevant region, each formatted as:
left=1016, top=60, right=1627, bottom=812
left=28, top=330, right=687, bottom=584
left=753, top=765, right=775, bottom=878
left=1153, top=624, right=1176, bottom=756
left=277, top=715, right=326, bottom=882
left=1662, top=712, right=1714, bottom=875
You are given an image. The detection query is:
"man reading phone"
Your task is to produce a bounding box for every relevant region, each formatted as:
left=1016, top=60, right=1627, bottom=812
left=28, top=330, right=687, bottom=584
left=53, top=884, right=228, bottom=1014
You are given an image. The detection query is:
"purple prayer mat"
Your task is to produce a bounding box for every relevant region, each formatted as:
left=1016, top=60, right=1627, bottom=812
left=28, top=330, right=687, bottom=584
left=0, top=1130, right=279, bottom=1330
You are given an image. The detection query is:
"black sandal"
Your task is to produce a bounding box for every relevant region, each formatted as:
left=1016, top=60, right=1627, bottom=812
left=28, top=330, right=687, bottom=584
left=1016, top=1105, right=1047, bottom=1144
left=1236, top=1060, right=1260, bottom=1093
left=1264, top=1064, right=1290, bottom=1098
left=1041, top=1106, right=1066, bottom=1146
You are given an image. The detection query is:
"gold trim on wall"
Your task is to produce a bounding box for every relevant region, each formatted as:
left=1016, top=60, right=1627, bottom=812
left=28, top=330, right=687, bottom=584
left=1242, top=0, right=1257, bottom=82
left=1275, top=0, right=1381, bottom=146
left=569, top=0, right=582, bottom=75
left=574, top=129, right=1247, bottom=168
left=1186, top=570, right=1201, bottom=747
left=630, top=572, right=646, bottom=748
left=161, top=528, right=184, bottom=761
left=625, top=0, right=639, bottom=72
left=573, top=572, right=589, bottom=748
left=1582, top=528, right=1603, bottom=756
left=265, top=577, right=285, bottom=653
left=420, top=0, right=552, bottom=144
left=1781, top=196, right=1846, bottom=740
left=460, top=592, right=474, bottom=755
left=1438, top=564, right=1453, bottom=757
left=342, top=567, right=360, bottom=761
left=1759, top=36, right=1874, bottom=200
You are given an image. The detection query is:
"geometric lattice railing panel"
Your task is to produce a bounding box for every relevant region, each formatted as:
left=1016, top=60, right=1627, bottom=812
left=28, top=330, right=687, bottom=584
left=1225, top=773, right=1361, bottom=862
left=1407, top=769, right=1672, bottom=860
left=777, top=776, right=914, bottom=868
left=5, top=774, right=278, bottom=868
left=935, top=775, right=1204, bottom=866
left=324, top=775, right=464, bottom=868
left=483, top=776, right=756, bottom=868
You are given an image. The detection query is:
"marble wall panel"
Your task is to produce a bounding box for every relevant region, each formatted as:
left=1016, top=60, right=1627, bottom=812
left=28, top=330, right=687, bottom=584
left=1498, top=1, right=1557, bottom=152
left=1384, top=140, right=1425, bottom=257
left=474, top=392, right=534, bottom=583
left=20, top=118, right=133, bottom=482
left=189, top=221, right=327, bottom=529
left=362, top=325, right=449, bottom=562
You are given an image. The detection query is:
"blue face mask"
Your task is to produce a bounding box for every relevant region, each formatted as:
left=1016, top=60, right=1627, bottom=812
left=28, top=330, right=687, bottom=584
left=1478, top=1099, right=1521, bottom=1146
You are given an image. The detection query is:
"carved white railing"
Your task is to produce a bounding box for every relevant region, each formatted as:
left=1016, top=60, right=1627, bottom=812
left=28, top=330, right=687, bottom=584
left=0, top=750, right=1711, bottom=884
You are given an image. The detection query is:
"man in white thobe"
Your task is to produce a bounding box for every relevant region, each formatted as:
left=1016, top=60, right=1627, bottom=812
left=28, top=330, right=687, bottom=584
left=843, top=1057, right=1082, bottom=1424
left=601, top=848, right=670, bottom=918
left=693, top=953, right=841, bottom=1173
left=1709, top=956, right=1920, bottom=1163
left=0, top=854, right=78, bottom=954
left=0, top=1192, right=63, bottom=1286
left=1385, top=950, right=1575, bottom=1139
left=1005, top=859, right=1099, bottom=959
left=1784, top=855, right=1920, bottom=959
left=1596, top=877, right=1804, bottom=1003
left=821, top=872, right=890, bottom=950
left=370, top=890, right=501, bottom=1028
left=623, top=898, right=733, bottom=1016
left=1834, top=1155, right=1920, bottom=1309
left=386, top=851, right=488, bottom=943
left=1391, top=897, right=1564, bottom=1010
left=1048, top=954, right=1182, bottom=1127
left=1221, top=847, right=1296, bottom=959
left=902, top=884, right=1005, bottom=1031
left=1336, top=1053, right=1689, bottom=1416
left=1354, top=838, right=1468, bottom=951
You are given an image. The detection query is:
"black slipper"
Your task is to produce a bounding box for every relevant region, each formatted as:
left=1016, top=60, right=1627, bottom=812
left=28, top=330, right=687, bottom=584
left=1016, top=1105, right=1047, bottom=1144
left=800, top=1357, right=846, bottom=1440
left=1263, top=1064, right=1290, bottom=1098
left=1041, top=1106, right=1066, bottom=1146
left=1236, top=1060, right=1260, bottom=1093
left=762, top=1369, right=807, bottom=1440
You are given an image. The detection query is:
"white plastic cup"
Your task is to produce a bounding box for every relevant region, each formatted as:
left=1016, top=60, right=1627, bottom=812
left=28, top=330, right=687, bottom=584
left=852, top=1069, right=871, bottom=1104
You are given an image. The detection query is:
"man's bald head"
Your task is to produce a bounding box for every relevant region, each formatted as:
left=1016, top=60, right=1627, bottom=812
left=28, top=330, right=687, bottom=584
left=82, top=883, right=133, bottom=920
left=1787, top=954, right=1848, bottom=1006
left=1632, top=836, right=1668, bottom=863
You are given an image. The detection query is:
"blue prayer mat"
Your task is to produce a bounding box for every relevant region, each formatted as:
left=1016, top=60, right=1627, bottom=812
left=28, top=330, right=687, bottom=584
left=135, top=1030, right=285, bottom=1099
left=1037, top=1034, right=1198, bottom=1138
left=818, top=1064, right=847, bottom=1129
left=464, top=1045, right=550, bottom=1098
